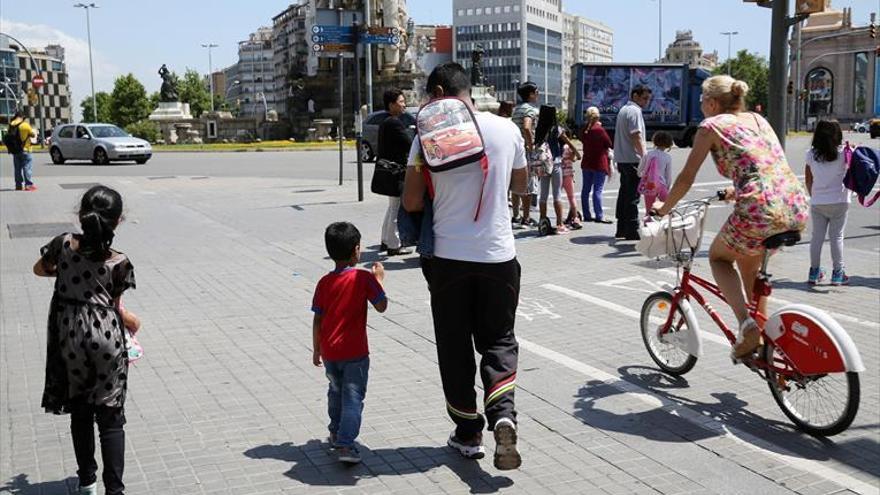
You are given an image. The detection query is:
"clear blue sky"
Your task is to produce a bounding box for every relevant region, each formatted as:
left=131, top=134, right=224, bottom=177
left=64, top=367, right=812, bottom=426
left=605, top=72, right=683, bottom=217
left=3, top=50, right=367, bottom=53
left=2, top=0, right=875, bottom=120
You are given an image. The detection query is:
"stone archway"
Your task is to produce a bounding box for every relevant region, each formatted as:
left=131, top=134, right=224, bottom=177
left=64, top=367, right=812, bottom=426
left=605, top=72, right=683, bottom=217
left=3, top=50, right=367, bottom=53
left=805, top=67, right=833, bottom=118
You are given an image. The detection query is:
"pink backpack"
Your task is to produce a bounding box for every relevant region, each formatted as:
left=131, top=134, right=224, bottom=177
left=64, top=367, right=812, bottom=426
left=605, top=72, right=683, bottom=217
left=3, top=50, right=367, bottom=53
left=638, top=156, right=668, bottom=197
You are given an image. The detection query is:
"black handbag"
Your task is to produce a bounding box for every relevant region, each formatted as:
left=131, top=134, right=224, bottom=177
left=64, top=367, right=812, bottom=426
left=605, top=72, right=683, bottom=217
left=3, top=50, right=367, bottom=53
left=371, top=158, right=406, bottom=197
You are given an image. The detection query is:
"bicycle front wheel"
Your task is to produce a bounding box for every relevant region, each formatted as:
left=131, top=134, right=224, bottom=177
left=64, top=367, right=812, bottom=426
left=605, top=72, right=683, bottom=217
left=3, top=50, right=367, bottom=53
left=764, top=342, right=860, bottom=436
left=640, top=291, right=698, bottom=375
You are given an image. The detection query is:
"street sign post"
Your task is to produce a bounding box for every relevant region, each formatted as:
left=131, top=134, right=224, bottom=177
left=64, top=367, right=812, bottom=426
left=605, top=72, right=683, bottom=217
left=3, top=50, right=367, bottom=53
left=312, top=25, right=355, bottom=56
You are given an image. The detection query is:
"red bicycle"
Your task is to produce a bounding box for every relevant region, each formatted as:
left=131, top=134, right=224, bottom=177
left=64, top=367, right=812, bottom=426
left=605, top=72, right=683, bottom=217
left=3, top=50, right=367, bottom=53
left=639, top=196, right=864, bottom=436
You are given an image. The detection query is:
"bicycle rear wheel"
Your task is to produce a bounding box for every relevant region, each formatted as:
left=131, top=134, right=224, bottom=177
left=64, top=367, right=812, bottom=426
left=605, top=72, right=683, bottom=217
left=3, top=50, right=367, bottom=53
left=764, top=342, right=860, bottom=436
left=640, top=291, right=697, bottom=375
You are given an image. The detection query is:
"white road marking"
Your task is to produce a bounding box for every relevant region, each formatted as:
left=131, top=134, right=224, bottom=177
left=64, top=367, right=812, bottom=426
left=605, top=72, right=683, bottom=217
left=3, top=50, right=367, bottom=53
left=517, top=336, right=879, bottom=495
left=543, top=283, right=729, bottom=346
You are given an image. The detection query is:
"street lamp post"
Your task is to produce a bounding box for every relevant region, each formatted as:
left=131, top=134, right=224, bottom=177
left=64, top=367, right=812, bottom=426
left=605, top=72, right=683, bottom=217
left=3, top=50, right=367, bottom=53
left=74, top=3, right=98, bottom=123
left=651, top=0, right=663, bottom=60
left=721, top=31, right=739, bottom=75
left=201, top=43, right=218, bottom=113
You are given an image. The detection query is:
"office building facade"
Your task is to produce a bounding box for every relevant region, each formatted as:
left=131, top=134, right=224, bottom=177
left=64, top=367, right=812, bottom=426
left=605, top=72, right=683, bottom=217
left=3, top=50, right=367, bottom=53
left=453, top=0, right=564, bottom=107
left=225, top=27, right=278, bottom=119
left=1, top=35, right=71, bottom=133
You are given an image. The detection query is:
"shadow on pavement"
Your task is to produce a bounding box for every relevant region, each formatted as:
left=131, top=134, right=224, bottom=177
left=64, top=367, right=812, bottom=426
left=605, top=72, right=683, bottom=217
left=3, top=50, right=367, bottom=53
left=0, top=474, right=75, bottom=495
left=244, top=439, right=513, bottom=494
left=573, top=365, right=880, bottom=479
left=568, top=234, right=616, bottom=245
left=773, top=275, right=880, bottom=291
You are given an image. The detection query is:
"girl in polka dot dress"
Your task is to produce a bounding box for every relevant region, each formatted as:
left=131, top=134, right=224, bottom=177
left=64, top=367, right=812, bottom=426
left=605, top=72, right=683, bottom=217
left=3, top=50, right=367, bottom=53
left=34, top=185, right=137, bottom=495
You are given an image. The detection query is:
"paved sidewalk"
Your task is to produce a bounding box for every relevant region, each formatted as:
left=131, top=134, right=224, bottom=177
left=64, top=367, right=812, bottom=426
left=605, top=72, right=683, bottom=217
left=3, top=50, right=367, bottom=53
left=1, top=172, right=878, bottom=495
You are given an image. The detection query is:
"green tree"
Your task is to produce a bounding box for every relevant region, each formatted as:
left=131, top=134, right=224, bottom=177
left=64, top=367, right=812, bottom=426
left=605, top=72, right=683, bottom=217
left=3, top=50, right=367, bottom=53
left=109, top=74, right=151, bottom=128
left=178, top=68, right=212, bottom=118
left=80, top=91, right=112, bottom=123
left=124, top=120, right=160, bottom=143
left=713, top=49, right=769, bottom=113
left=148, top=91, right=161, bottom=111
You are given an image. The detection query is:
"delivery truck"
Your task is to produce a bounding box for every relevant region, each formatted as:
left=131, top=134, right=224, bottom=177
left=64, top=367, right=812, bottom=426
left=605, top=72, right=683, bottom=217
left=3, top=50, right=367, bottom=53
left=568, top=63, right=712, bottom=147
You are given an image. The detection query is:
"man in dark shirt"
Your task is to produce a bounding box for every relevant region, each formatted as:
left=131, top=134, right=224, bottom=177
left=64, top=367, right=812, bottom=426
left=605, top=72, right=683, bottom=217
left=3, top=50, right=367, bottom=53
left=377, top=89, right=413, bottom=256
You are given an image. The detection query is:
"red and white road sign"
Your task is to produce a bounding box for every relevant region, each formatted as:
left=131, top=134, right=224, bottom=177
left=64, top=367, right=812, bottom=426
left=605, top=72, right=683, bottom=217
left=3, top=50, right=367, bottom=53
left=32, top=75, right=45, bottom=88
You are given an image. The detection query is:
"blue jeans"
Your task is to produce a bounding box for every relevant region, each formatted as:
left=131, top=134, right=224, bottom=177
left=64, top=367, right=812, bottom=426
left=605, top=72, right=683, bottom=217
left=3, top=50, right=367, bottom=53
left=13, top=152, right=34, bottom=188
left=581, top=169, right=607, bottom=221
left=325, top=355, right=369, bottom=447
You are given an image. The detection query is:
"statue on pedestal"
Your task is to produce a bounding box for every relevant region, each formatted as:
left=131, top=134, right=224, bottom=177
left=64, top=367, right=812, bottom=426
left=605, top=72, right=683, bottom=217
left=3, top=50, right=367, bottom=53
left=471, top=45, right=485, bottom=87
left=158, top=64, right=179, bottom=102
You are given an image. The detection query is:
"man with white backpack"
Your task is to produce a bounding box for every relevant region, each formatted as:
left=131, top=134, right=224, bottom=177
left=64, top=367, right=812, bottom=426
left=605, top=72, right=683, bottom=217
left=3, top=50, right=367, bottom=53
left=402, top=62, right=527, bottom=470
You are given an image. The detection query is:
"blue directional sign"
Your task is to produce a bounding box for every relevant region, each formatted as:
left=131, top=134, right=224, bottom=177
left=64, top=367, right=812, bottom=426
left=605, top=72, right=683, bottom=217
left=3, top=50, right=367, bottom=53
left=312, top=24, right=355, bottom=55
left=361, top=34, right=400, bottom=45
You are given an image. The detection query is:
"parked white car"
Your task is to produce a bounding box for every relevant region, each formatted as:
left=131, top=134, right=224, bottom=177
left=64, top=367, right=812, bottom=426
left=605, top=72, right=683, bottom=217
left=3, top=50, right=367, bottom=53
left=50, top=123, right=152, bottom=165
left=852, top=121, right=869, bottom=133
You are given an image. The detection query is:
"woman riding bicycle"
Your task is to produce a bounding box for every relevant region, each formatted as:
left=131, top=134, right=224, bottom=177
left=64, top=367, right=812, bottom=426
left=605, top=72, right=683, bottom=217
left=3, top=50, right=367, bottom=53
left=653, top=75, right=808, bottom=360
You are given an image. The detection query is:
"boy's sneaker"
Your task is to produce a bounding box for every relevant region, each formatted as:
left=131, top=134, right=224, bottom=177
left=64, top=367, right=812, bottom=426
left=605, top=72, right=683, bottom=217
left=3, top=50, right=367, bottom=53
left=328, top=432, right=337, bottom=450
left=808, top=267, right=825, bottom=285
left=831, top=269, right=849, bottom=286
left=337, top=445, right=361, bottom=464
left=493, top=418, right=521, bottom=470
left=447, top=431, right=486, bottom=459
left=79, top=483, right=97, bottom=495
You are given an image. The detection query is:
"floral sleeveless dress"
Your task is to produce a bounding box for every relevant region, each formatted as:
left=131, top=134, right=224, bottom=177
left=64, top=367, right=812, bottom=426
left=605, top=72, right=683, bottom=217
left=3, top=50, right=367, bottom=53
left=701, top=113, right=808, bottom=256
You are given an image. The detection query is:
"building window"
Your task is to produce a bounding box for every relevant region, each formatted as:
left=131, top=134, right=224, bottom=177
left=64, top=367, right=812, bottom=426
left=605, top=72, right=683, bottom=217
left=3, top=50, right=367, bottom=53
left=853, top=52, right=868, bottom=114
left=457, top=9, right=464, bottom=16
left=806, top=67, right=833, bottom=117
left=495, top=6, right=501, bottom=13
left=476, top=8, right=482, bottom=15
left=467, top=8, right=473, bottom=15
left=513, top=5, right=520, bottom=12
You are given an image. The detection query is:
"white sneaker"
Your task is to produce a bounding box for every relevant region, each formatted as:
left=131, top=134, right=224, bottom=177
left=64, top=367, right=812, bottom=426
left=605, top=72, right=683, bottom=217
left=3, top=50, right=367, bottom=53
left=79, top=483, right=97, bottom=495
left=493, top=418, right=521, bottom=470
left=447, top=431, right=486, bottom=459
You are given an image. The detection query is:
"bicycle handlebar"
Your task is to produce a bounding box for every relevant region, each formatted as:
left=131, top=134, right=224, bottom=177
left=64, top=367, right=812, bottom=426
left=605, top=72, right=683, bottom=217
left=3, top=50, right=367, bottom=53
left=646, top=190, right=729, bottom=220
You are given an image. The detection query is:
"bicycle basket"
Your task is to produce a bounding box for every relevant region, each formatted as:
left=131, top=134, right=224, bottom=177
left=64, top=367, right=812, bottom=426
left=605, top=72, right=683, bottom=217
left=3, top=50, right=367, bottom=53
left=636, top=206, right=705, bottom=259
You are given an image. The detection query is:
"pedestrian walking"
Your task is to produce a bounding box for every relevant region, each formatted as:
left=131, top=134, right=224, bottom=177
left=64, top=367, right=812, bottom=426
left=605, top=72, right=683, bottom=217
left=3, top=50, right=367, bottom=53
left=34, top=185, right=138, bottom=495
left=402, top=62, right=526, bottom=470
left=614, top=86, right=652, bottom=239
left=511, top=81, right=541, bottom=228
left=560, top=127, right=584, bottom=229
left=653, top=75, right=807, bottom=360
left=805, top=120, right=851, bottom=286
left=637, top=131, right=673, bottom=217
left=4, top=111, right=38, bottom=191
left=311, top=222, right=387, bottom=464
left=579, top=106, right=614, bottom=224
left=377, top=89, right=413, bottom=256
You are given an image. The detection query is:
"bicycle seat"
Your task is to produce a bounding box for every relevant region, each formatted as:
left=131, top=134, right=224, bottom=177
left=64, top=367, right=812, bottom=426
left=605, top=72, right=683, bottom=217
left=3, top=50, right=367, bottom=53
left=763, top=231, right=801, bottom=250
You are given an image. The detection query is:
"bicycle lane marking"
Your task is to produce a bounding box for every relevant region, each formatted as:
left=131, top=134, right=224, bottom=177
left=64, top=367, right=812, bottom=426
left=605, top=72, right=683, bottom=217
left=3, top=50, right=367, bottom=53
left=544, top=282, right=731, bottom=346
left=516, top=334, right=880, bottom=495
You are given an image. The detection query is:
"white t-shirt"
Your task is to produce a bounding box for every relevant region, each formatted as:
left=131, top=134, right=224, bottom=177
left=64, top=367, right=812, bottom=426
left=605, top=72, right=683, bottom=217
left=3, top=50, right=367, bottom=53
left=408, top=111, right=526, bottom=263
left=637, top=148, right=672, bottom=188
left=806, top=147, right=850, bottom=205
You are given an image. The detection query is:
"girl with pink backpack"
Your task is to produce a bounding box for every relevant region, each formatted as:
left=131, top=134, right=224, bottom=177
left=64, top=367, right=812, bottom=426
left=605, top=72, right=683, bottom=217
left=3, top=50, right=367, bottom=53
left=638, top=131, right=673, bottom=217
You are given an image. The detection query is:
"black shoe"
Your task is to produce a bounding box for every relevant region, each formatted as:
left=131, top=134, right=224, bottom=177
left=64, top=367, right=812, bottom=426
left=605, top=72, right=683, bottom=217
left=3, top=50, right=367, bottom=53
left=595, top=218, right=613, bottom=224
left=386, top=247, right=412, bottom=256
left=380, top=243, right=388, bottom=252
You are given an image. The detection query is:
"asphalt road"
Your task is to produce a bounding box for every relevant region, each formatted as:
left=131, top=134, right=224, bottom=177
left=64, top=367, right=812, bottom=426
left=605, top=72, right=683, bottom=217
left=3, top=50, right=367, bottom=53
left=22, top=132, right=880, bottom=253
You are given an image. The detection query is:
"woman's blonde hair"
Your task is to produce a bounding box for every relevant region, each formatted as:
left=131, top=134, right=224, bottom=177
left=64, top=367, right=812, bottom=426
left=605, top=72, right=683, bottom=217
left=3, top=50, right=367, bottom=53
left=586, top=106, right=600, bottom=125
left=701, top=75, right=749, bottom=112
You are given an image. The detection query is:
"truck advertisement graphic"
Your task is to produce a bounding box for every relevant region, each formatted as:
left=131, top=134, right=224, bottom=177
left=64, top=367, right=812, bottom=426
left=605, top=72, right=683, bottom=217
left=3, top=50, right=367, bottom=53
left=570, top=63, right=711, bottom=147
left=579, top=65, right=684, bottom=126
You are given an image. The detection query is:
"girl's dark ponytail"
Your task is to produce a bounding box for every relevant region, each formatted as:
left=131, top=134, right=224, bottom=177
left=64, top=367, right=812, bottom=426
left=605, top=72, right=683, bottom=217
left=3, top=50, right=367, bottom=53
left=78, top=186, right=122, bottom=261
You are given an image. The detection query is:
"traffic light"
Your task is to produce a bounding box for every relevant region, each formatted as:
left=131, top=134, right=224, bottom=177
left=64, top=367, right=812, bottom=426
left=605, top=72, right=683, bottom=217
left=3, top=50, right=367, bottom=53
left=787, top=81, right=794, bottom=95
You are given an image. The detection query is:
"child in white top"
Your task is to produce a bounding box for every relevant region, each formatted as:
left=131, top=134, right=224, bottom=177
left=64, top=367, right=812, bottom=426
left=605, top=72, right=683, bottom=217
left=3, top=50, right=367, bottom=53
left=637, top=131, right=673, bottom=215
left=805, top=120, right=851, bottom=286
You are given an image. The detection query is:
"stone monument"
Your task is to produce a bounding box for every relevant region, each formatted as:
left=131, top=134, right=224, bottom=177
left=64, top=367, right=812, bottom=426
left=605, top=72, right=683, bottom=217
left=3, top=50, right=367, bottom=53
left=468, top=45, right=500, bottom=113
left=148, top=64, right=196, bottom=144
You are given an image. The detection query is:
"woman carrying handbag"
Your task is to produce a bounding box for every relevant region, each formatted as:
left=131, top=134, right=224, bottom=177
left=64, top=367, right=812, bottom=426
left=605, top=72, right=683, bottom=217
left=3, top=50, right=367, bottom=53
left=373, top=89, right=413, bottom=256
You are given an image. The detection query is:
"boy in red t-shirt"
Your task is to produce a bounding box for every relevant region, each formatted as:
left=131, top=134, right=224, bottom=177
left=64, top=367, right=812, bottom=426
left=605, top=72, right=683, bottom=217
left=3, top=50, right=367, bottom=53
left=311, top=222, right=387, bottom=464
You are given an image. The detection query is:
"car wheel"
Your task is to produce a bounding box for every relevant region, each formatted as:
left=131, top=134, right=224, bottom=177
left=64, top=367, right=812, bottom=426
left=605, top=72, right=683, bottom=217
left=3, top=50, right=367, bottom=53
left=135, top=158, right=148, bottom=164
left=50, top=147, right=65, bottom=165
left=360, top=141, right=374, bottom=162
left=92, top=148, right=110, bottom=165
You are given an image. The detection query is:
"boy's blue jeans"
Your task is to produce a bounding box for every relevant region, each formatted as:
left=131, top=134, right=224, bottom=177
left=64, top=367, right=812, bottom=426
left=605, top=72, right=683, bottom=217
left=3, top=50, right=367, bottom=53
left=325, top=355, right=369, bottom=447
